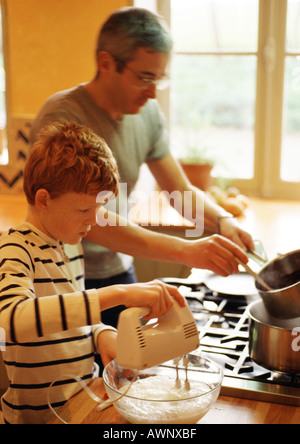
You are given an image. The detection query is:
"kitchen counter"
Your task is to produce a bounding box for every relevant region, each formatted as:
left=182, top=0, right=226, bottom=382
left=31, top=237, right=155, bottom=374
left=46, top=377, right=300, bottom=424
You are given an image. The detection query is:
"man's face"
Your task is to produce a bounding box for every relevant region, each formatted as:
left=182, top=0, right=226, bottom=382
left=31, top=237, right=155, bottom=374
left=109, top=47, right=170, bottom=117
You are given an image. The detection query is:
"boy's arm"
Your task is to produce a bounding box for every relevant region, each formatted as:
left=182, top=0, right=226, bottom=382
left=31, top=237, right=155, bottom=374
left=0, top=243, right=183, bottom=344
left=0, top=243, right=101, bottom=343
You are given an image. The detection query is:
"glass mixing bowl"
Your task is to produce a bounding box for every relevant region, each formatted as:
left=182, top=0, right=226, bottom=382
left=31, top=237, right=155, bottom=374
left=103, top=354, right=223, bottom=424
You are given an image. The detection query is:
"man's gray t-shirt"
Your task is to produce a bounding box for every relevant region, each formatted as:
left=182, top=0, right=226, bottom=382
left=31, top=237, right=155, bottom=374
left=30, top=84, right=170, bottom=279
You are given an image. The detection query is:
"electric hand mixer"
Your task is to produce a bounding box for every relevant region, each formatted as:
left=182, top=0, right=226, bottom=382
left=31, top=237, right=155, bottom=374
left=116, top=299, right=199, bottom=370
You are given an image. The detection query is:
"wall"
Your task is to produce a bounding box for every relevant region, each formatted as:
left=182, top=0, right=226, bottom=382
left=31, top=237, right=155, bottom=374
left=0, top=0, right=129, bottom=193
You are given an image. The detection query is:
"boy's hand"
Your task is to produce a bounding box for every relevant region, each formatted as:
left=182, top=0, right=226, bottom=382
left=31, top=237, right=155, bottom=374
left=122, top=280, right=185, bottom=320
left=97, top=329, right=117, bottom=368
left=97, top=280, right=185, bottom=321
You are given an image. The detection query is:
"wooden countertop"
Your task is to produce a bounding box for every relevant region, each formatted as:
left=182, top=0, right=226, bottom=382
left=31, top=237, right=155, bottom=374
left=47, top=378, right=300, bottom=424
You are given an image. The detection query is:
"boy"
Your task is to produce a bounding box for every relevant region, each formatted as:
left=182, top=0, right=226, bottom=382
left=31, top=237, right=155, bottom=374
left=0, top=121, right=183, bottom=424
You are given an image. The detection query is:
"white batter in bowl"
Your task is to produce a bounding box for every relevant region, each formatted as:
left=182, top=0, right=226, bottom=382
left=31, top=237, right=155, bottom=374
left=103, top=354, right=223, bottom=424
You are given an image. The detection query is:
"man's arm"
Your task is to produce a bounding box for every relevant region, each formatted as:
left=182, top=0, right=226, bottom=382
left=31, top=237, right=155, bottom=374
left=147, top=154, right=254, bottom=251
left=86, top=208, right=248, bottom=277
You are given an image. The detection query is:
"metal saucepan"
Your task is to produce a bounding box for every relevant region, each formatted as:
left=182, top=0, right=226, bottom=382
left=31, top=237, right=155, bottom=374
left=248, top=300, right=300, bottom=374
left=253, top=249, right=300, bottom=319
left=162, top=248, right=300, bottom=314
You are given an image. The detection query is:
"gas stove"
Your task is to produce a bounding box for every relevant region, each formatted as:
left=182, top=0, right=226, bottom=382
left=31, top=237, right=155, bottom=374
left=162, top=273, right=300, bottom=406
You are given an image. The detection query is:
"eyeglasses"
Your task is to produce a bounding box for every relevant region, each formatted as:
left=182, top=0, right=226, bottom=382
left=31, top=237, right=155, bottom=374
left=115, top=59, right=170, bottom=91
left=124, top=65, right=170, bottom=91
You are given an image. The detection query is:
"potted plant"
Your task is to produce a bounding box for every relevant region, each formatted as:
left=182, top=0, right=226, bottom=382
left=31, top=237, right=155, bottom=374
left=175, top=124, right=249, bottom=217
left=178, top=131, right=216, bottom=191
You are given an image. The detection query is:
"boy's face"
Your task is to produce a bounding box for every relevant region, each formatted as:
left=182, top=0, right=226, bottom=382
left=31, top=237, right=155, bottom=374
left=41, top=192, right=102, bottom=244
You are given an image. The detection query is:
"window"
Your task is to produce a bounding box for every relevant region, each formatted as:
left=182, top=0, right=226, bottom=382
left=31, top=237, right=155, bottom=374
left=170, top=0, right=258, bottom=181
left=137, top=0, right=300, bottom=199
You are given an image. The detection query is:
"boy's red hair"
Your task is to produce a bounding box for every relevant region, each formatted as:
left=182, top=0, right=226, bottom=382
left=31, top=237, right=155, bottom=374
left=24, top=121, right=119, bottom=205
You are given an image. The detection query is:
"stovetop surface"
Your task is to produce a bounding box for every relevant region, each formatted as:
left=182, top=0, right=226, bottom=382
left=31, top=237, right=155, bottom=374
left=166, top=273, right=300, bottom=406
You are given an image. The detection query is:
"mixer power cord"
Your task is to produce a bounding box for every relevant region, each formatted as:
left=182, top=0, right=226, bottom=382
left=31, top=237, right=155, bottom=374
left=47, top=371, right=138, bottom=424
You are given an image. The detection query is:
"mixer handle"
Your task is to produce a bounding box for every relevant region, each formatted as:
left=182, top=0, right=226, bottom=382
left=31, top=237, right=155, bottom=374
left=117, top=306, right=151, bottom=326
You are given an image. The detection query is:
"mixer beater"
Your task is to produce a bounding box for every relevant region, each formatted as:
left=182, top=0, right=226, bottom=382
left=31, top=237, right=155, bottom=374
left=173, top=355, right=191, bottom=390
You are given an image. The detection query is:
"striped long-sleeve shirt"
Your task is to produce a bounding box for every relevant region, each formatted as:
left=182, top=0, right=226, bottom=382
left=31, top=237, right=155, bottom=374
left=0, top=222, right=111, bottom=424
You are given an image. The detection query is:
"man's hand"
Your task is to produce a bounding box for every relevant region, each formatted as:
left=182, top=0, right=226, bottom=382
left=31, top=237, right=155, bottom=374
left=181, top=234, right=249, bottom=276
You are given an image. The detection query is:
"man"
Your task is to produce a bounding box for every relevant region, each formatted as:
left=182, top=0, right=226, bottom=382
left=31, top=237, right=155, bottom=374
left=30, top=7, right=253, bottom=327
